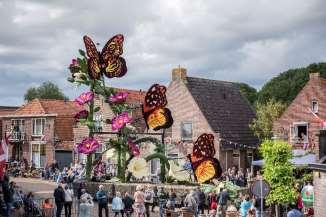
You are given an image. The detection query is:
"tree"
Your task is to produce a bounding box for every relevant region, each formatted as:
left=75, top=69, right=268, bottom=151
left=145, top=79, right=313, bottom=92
left=260, top=140, right=296, bottom=216
left=250, top=99, right=286, bottom=141
left=237, top=83, right=257, bottom=106
left=257, top=62, right=326, bottom=105
left=24, top=81, right=69, bottom=101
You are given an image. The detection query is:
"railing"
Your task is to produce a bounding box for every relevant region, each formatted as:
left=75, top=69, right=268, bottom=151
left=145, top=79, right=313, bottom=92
left=7, top=130, right=25, bottom=142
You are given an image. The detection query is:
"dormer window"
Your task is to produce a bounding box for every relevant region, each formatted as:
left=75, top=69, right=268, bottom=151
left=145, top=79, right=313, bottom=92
left=312, top=100, right=318, bottom=113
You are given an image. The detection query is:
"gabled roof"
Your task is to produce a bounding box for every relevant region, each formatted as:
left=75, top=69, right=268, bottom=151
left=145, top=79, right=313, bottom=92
left=0, top=106, right=19, bottom=116
left=185, top=77, right=259, bottom=149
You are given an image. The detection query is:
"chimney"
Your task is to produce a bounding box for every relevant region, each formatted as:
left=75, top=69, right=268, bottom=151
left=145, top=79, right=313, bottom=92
left=309, top=72, right=320, bottom=80
left=172, top=66, right=187, bottom=82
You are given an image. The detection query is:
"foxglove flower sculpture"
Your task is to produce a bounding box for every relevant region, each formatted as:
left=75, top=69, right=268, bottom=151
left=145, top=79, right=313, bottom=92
left=76, top=137, right=100, bottom=154
left=75, top=91, right=94, bottom=106
left=109, top=92, right=128, bottom=103
left=111, top=112, right=132, bottom=131
left=74, top=110, right=89, bottom=121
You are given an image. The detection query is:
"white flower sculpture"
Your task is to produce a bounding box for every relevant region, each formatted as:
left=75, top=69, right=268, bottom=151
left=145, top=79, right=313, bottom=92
left=127, top=157, right=149, bottom=179
left=168, top=160, right=189, bottom=181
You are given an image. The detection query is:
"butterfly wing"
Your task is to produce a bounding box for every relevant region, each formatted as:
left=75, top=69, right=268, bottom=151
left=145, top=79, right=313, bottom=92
left=101, top=34, right=127, bottom=78
left=103, top=57, right=127, bottom=78
left=144, top=107, right=173, bottom=131
left=143, top=84, right=168, bottom=113
left=83, top=35, right=99, bottom=59
left=193, top=133, right=215, bottom=158
left=188, top=133, right=222, bottom=183
left=101, top=34, right=124, bottom=60
left=83, top=35, right=102, bottom=79
left=188, top=155, right=222, bottom=183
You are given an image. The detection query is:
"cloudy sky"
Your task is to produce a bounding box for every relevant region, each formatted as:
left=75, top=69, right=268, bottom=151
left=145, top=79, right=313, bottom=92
left=0, top=0, right=325, bottom=106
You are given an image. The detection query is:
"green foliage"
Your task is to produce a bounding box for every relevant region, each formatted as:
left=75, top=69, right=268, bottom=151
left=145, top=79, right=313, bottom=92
left=237, top=83, right=257, bottom=106
left=260, top=140, right=296, bottom=205
left=257, top=62, right=326, bottom=105
left=250, top=99, right=286, bottom=141
left=24, top=81, right=69, bottom=101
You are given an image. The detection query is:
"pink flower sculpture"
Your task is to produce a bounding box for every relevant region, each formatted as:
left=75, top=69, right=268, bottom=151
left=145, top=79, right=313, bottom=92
left=70, top=59, right=78, bottom=67
left=112, top=112, right=132, bottom=131
left=109, top=92, right=128, bottom=103
left=74, top=110, right=89, bottom=121
left=128, top=139, right=140, bottom=157
left=75, top=91, right=94, bottom=106
left=76, top=137, right=100, bottom=154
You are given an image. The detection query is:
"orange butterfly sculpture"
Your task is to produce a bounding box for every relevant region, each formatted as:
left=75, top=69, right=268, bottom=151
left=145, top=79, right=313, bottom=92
left=142, top=84, right=173, bottom=131
left=188, top=133, right=222, bottom=183
left=83, top=34, right=127, bottom=79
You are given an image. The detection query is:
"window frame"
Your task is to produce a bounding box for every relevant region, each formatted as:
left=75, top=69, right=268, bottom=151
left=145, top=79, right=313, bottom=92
left=180, top=122, right=193, bottom=141
left=32, top=118, right=46, bottom=136
left=312, top=100, right=318, bottom=113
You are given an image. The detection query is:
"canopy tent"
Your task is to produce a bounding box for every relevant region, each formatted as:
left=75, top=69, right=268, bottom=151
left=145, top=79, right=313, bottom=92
left=252, top=150, right=316, bottom=167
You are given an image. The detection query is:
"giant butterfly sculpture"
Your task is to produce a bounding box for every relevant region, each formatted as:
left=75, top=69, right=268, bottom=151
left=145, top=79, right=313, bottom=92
left=142, top=84, right=173, bottom=131
left=83, top=34, right=127, bottom=79
left=188, top=133, right=222, bottom=183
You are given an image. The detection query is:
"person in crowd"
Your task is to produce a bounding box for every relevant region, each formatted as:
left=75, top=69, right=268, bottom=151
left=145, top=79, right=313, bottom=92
left=42, top=198, right=54, bottom=217
left=151, top=186, right=158, bottom=212
left=96, top=185, right=109, bottom=217
left=245, top=168, right=253, bottom=187
left=287, top=203, right=303, bottom=217
left=240, top=194, right=252, bottom=217
left=2, top=175, right=13, bottom=217
left=53, top=183, right=65, bottom=217
left=294, top=183, right=303, bottom=211
left=247, top=208, right=256, bottom=217
left=144, top=185, right=154, bottom=217
left=208, top=209, right=216, bottom=217
left=157, top=187, right=168, bottom=217
left=184, top=190, right=198, bottom=217
left=168, top=188, right=177, bottom=210
left=208, top=191, right=217, bottom=210
left=112, top=191, right=124, bottom=217
left=79, top=197, right=94, bottom=217
left=237, top=168, right=246, bottom=187
left=134, top=185, right=145, bottom=217
left=217, top=188, right=229, bottom=217
left=254, top=196, right=265, bottom=217
left=64, top=184, right=73, bottom=217
left=123, top=192, right=134, bottom=217
left=196, top=187, right=206, bottom=214
left=24, top=192, right=40, bottom=217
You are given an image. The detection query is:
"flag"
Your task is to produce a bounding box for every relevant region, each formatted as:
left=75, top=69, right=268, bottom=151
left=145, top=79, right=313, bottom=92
left=0, top=133, right=10, bottom=180
left=308, top=108, right=326, bottom=129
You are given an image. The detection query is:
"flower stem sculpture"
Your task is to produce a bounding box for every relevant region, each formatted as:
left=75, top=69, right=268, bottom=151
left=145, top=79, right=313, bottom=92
left=68, top=35, right=173, bottom=183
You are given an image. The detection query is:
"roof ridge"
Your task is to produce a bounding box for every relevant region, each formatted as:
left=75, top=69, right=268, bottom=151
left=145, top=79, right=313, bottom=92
left=187, top=76, right=236, bottom=84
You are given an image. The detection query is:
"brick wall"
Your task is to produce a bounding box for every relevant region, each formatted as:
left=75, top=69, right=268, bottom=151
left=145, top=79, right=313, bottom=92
left=273, top=73, right=326, bottom=158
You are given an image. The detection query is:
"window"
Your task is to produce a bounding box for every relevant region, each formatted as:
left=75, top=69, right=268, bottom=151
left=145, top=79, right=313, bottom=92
left=31, top=143, right=46, bottom=168
left=291, top=122, right=308, bottom=143
left=312, top=100, right=318, bottom=113
left=32, top=118, right=45, bottom=136
left=232, top=152, right=240, bottom=168
left=94, top=112, right=103, bottom=133
left=181, top=122, right=192, bottom=140
left=150, top=159, right=160, bottom=175
left=247, top=152, right=253, bottom=165
left=11, top=119, right=25, bottom=132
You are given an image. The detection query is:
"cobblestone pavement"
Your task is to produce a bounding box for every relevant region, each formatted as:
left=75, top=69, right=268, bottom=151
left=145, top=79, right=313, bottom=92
left=12, top=177, right=164, bottom=217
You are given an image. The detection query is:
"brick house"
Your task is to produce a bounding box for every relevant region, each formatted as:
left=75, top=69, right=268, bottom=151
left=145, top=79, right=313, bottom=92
left=73, top=89, right=146, bottom=164
left=273, top=73, right=326, bottom=159
left=166, top=67, right=259, bottom=171
left=0, top=99, right=81, bottom=168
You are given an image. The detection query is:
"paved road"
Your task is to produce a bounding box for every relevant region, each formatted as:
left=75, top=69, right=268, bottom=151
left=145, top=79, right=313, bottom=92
left=11, top=177, right=163, bottom=217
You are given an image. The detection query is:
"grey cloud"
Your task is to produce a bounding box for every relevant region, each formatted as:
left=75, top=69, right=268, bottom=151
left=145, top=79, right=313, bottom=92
left=0, top=0, right=325, bottom=106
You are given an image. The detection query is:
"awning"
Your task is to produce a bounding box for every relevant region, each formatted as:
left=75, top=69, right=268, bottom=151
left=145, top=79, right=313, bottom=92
left=252, top=150, right=316, bottom=167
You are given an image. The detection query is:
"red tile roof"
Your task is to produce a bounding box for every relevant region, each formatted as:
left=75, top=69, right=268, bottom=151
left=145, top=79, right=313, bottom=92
left=115, top=88, right=145, bottom=104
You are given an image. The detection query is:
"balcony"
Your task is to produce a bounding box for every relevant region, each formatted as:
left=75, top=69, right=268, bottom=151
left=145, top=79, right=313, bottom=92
left=7, top=131, right=26, bottom=142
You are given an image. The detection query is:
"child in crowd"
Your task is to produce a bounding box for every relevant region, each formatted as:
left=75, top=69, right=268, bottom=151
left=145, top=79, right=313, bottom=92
left=112, top=191, right=125, bottom=217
